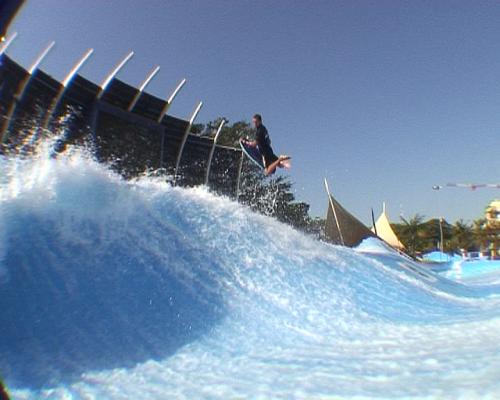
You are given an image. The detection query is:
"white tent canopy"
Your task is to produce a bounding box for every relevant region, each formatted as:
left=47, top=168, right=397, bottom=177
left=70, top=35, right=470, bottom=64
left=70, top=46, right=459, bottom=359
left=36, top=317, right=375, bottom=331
left=371, top=203, right=405, bottom=250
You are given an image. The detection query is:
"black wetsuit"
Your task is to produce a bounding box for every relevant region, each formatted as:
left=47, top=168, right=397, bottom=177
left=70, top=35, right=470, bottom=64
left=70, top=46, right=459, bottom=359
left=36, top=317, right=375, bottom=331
left=255, top=124, right=278, bottom=169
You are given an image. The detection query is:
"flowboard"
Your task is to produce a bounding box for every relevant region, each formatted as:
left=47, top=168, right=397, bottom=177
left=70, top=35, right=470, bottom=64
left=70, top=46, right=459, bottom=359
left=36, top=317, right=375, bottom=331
left=239, top=139, right=265, bottom=169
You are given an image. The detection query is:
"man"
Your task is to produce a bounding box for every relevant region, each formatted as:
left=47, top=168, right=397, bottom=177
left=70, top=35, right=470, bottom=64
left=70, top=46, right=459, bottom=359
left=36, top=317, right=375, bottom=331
left=243, top=114, right=290, bottom=176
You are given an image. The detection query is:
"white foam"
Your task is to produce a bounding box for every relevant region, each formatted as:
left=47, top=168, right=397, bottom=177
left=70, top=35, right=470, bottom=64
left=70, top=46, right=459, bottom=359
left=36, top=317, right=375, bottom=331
left=2, top=148, right=500, bottom=399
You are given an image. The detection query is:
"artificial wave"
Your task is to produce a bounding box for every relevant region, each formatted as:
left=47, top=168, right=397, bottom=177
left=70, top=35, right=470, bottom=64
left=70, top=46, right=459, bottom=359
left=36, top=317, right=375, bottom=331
left=2, top=146, right=500, bottom=399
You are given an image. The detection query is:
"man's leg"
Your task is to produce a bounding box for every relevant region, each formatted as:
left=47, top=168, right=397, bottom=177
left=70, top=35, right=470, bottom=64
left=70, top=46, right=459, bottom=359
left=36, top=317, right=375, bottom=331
left=264, top=155, right=290, bottom=176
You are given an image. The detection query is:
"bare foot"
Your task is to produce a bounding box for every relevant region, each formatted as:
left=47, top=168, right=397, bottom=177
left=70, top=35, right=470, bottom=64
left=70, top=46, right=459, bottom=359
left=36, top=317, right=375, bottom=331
left=278, top=155, right=291, bottom=169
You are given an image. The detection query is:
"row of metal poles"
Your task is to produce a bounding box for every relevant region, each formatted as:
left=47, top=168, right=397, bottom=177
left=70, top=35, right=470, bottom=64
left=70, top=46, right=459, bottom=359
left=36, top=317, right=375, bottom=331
left=0, top=32, right=245, bottom=193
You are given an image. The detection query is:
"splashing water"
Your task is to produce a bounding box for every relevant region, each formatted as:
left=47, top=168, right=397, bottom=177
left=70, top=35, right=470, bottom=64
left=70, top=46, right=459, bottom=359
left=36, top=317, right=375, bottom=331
left=1, top=148, right=500, bottom=399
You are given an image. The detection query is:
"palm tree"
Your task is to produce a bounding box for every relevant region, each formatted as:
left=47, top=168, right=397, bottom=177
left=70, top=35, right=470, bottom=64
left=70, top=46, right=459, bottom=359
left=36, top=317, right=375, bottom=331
left=449, top=220, right=474, bottom=253
left=473, top=218, right=489, bottom=254
left=399, top=214, right=426, bottom=257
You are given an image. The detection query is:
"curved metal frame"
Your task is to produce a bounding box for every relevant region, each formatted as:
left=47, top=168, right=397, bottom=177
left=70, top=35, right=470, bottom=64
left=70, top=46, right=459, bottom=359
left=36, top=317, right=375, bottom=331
left=0, top=31, right=18, bottom=57
left=61, top=48, right=94, bottom=87
left=204, top=118, right=227, bottom=185
left=173, top=101, right=203, bottom=184
left=97, top=50, right=134, bottom=100
left=0, top=38, right=244, bottom=196
left=235, top=152, right=245, bottom=199
left=41, top=48, right=94, bottom=130
left=28, top=41, right=55, bottom=74
left=1, top=41, right=55, bottom=141
left=127, top=65, right=160, bottom=111
left=157, top=78, right=186, bottom=123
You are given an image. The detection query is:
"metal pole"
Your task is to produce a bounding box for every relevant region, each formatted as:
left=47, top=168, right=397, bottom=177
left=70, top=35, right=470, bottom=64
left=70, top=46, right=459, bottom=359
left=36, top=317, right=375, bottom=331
left=62, top=48, right=94, bottom=87
left=173, top=101, right=203, bottom=185
left=371, top=207, right=378, bottom=236
left=42, top=48, right=94, bottom=130
left=204, top=118, right=226, bottom=185
left=127, top=65, right=160, bottom=111
left=439, top=217, right=444, bottom=253
left=324, top=178, right=345, bottom=246
left=157, top=78, right=186, bottom=123
left=0, top=31, right=18, bottom=57
left=97, top=50, right=134, bottom=100
left=1, top=41, right=55, bottom=142
left=28, top=41, right=55, bottom=74
left=235, top=152, right=244, bottom=200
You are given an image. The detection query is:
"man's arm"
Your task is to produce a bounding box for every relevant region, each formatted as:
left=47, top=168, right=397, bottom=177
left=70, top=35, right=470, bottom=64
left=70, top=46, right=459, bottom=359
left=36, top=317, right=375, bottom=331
left=242, top=138, right=257, bottom=148
left=244, top=125, right=264, bottom=148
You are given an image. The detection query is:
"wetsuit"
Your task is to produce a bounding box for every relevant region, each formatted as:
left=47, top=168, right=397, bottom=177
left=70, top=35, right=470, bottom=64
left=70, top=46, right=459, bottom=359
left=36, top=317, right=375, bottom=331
left=255, top=124, right=278, bottom=170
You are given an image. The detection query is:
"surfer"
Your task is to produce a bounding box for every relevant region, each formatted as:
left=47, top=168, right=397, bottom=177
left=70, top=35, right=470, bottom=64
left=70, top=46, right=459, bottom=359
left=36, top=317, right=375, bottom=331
left=241, top=114, right=290, bottom=176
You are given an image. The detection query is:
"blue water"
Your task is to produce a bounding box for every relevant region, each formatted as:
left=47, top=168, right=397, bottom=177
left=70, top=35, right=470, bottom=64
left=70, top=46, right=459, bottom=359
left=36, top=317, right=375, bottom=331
left=422, top=251, right=461, bottom=263
left=2, top=149, right=500, bottom=399
left=443, top=259, right=500, bottom=286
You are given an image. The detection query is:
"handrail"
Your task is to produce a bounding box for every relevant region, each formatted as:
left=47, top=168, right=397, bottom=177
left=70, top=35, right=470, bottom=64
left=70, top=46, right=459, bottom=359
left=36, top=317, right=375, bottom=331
left=97, top=51, right=134, bottom=100
left=1, top=40, right=55, bottom=141
left=40, top=48, right=94, bottom=131
left=204, top=118, right=227, bottom=185
left=0, top=31, right=18, bottom=57
left=127, top=65, right=160, bottom=111
left=173, top=101, right=203, bottom=184
left=157, top=78, right=186, bottom=122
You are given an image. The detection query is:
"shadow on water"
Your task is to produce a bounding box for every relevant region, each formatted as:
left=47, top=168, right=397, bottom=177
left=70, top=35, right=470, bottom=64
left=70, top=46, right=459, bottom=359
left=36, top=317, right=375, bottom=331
left=0, top=212, right=225, bottom=390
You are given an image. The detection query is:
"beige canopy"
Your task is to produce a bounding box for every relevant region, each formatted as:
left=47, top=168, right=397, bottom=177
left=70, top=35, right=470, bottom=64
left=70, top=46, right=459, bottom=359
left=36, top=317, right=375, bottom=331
left=324, top=179, right=375, bottom=247
left=371, top=203, right=405, bottom=250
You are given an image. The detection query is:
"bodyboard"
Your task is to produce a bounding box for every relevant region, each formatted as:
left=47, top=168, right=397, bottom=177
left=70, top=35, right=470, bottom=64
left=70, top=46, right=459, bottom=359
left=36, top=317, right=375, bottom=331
left=239, top=139, right=265, bottom=169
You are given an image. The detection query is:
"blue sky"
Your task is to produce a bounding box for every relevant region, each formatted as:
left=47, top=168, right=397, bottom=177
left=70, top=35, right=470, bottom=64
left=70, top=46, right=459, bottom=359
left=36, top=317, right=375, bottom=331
left=7, top=0, right=499, bottom=223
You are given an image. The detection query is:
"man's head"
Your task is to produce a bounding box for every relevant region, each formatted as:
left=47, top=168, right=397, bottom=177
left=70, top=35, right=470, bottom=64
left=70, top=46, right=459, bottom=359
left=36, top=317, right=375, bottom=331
left=252, top=114, right=262, bottom=128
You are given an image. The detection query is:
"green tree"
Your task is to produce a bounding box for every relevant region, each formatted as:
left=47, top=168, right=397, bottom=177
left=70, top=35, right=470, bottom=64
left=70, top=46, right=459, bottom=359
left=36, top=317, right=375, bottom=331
left=448, top=220, right=474, bottom=252
left=473, top=218, right=489, bottom=252
left=190, top=123, right=205, bottom=135
left=395, top=214, right=426, bottom=257
left=417, top=218, right=453, bottom=253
